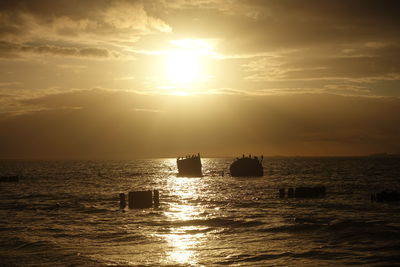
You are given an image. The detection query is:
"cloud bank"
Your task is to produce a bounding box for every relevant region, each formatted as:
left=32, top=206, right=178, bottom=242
left=1, top=89, right=399, bottom=159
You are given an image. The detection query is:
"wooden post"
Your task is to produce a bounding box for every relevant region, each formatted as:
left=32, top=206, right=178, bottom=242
left=119, top=193, right=126, bottom=209
left=279, top=188, right=285, bottom=198
left=153, top=189, right=159, bottom=208
left=128, top=192, right=135, bottom=209
left=371, top=193, right=375, bottom=202
left=129, top=191, right=153, bottom=208
left=288, top=188, right=294, bottom=198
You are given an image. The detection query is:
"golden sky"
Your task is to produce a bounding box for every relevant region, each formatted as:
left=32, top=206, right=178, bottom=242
left=1, top=0, right=400, bottom=159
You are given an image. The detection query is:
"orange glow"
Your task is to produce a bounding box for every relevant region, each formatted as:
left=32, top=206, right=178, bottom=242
left=159, top=39, right=216, bottom=93
left=165, top=51, right=201, bottom=84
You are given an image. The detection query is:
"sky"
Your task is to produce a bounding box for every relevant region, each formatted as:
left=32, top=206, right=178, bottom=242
left=1, top=0, right=400, bottom=159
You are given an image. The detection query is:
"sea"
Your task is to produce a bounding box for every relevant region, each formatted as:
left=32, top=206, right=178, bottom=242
left=1, top=157, right=400, bottom=266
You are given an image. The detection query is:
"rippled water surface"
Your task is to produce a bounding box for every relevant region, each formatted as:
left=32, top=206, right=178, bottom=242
left=1, top=157, right=400, bottom=266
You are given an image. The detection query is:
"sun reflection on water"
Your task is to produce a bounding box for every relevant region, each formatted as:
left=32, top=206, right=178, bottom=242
left=161, top=175, right=206, bottom=266
left=165, top=229, right=205, bottom=265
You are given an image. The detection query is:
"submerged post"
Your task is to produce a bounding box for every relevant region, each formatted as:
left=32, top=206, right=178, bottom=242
left=128, top=192, right=135, bottom=209
left=287, top=188, right=294, bottom=198
left=124, top=190, right=161, bottom=209
left=279, top=188, right=285, bottom=198
left=153, top=189, right=159, bottom=208
left=0, top=175, right=19, bottom=182
left=119, top=193, right=126, bottom=209
left=128, top=191, right=152, bottom=208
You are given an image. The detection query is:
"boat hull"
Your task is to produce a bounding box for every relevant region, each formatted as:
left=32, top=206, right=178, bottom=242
left=230, top=157, right=263, bottom=177
left=177, top=155, right=202, bottom=177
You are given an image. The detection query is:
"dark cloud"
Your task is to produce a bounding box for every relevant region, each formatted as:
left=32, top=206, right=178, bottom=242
left=1, top=89, right=399, bottom=158
left=0, top=41, right=113, bottom=58
left=3, top=0, right=398, bottom=53
left=30, top=45, right=111, bottom=58
left=19, top=89, right=154, bottom=109
left=1, top=1, right=399, bottom=159
left=0, top=0, right=109, bottom=18
left=243, top=44, right=400, bottom=83
left=159, top=0, right=400, bottom=53
left=0, top=0, right=171, bottom=45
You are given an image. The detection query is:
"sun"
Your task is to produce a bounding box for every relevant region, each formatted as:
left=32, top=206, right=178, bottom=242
left=162, top=39, right=216, bottom=88
left=166, top=51, right=201, bottom=84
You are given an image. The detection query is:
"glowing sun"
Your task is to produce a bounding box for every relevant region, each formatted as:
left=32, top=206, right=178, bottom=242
left=163, top=39, right=215, bottom=86
left=165, top=51, right=202, bottom=84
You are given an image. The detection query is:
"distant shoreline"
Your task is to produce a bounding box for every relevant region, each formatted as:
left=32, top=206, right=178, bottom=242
left=1, top=154, right=400, bottom=161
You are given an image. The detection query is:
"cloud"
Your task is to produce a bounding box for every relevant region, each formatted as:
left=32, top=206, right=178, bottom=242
left=0, top=81, right=20, bottom=87
left=130, top=1, right=400, bottom=94
left=0, top=41, right=115, bottom=58
left=30, top=45, right=111, bottom=58
left=1, top=1, right=399, bottom=56
left=156, top=0, right=400, bottom=55
left=0, top=0, right=171, bottom=55
left=104, top=1, right=171, bottom=33
left=1, top=0, right=399, bottom=99
left=241, top=43, right=400, bottom=86
left=1, top=89, right=399, bottom=158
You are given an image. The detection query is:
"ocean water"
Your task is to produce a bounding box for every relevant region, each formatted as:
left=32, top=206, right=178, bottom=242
left=1, top=157, right=400, bottom=266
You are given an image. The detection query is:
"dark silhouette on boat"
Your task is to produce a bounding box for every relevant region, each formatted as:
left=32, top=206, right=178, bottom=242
left=230, top=154, right=263, bottom=177
left=177, top=153, right=202, bottom=177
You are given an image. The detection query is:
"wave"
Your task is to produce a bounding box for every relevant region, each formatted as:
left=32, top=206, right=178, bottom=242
left=146, top=217, right=265, bottom=233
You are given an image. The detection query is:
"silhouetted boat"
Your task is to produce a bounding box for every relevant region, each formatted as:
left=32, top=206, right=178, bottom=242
left=230, top=155, right=263, bottom=177
left=176, top=153, right=202, bottom=177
